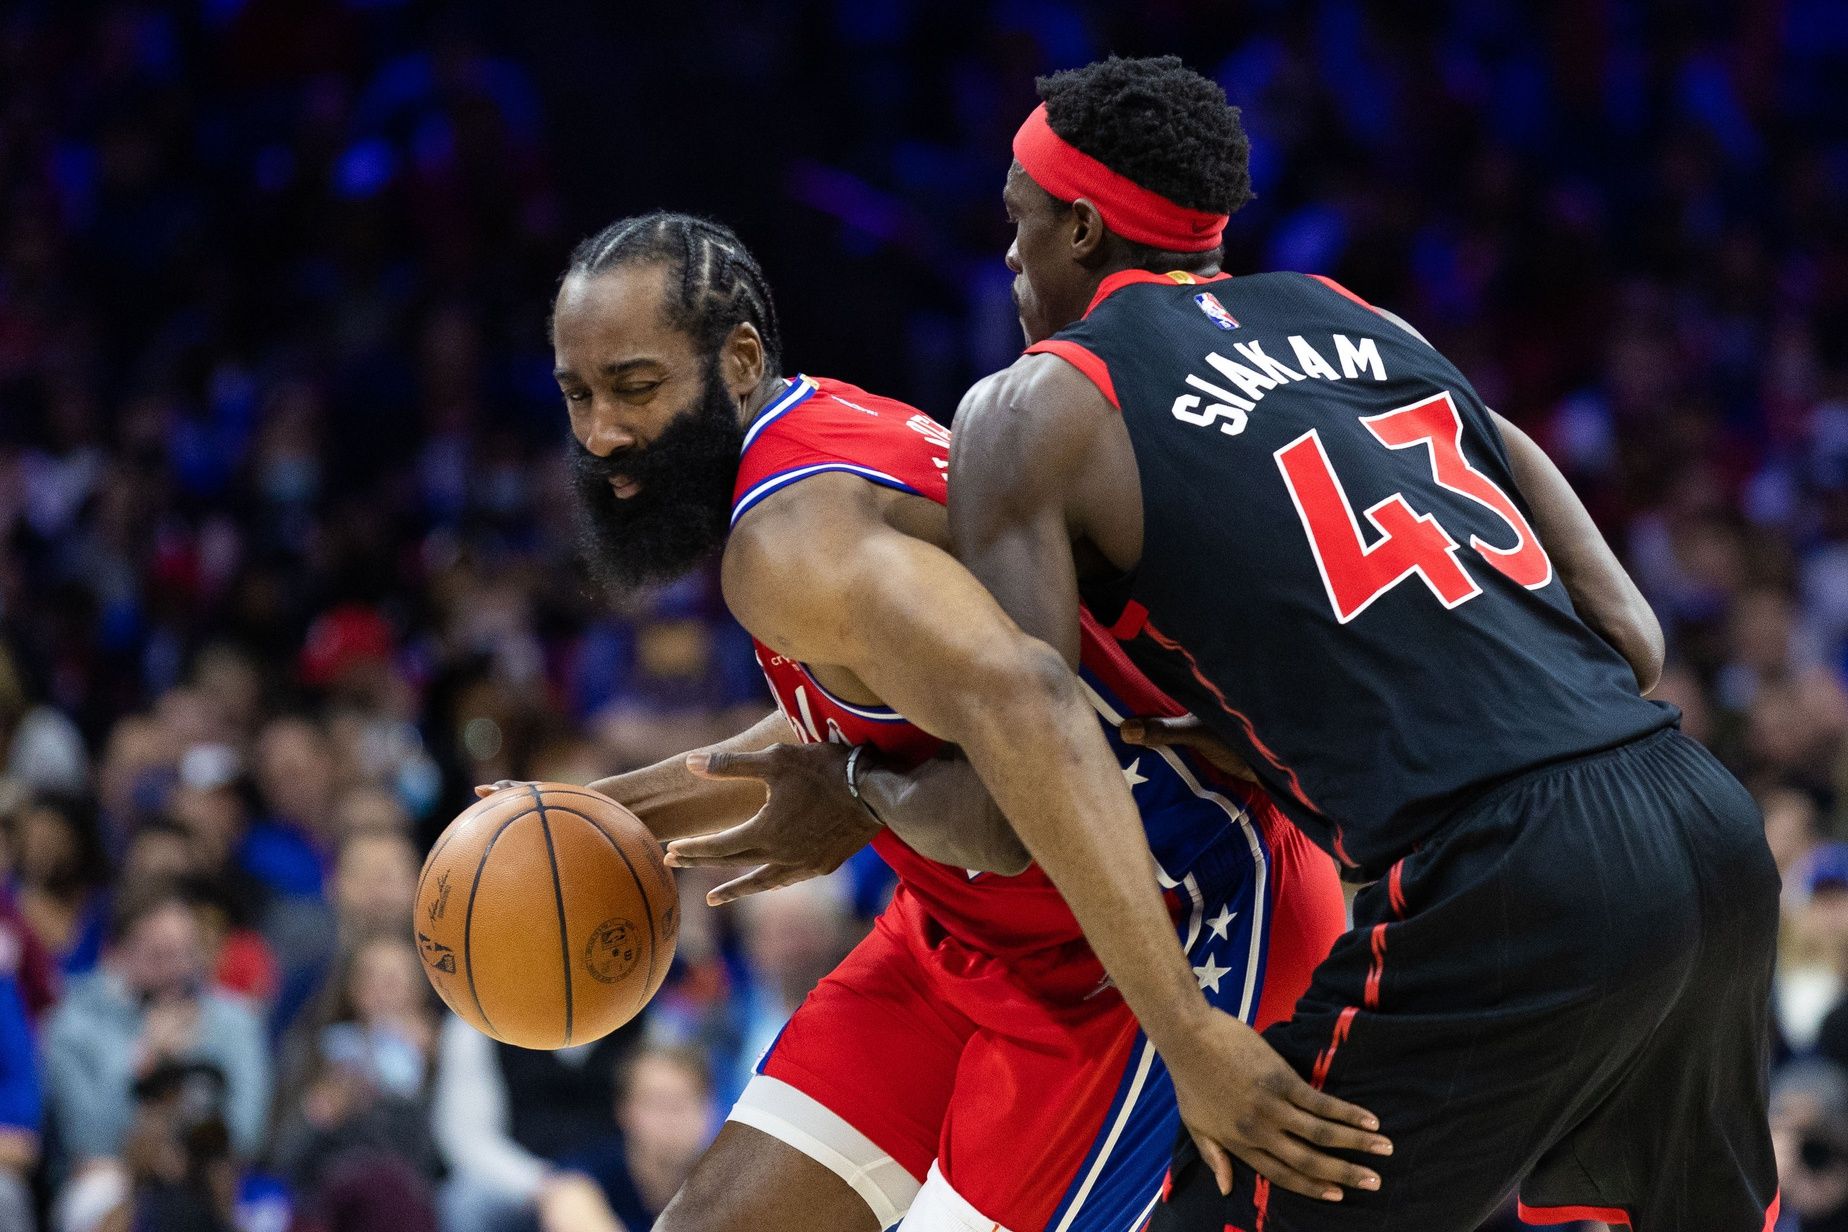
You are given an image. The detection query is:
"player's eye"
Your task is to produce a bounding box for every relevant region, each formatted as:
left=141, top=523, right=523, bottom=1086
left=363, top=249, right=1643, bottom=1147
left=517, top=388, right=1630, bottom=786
left=617, top=381, right=663, bottom=397
left=562, top=388, right=590, bottom=403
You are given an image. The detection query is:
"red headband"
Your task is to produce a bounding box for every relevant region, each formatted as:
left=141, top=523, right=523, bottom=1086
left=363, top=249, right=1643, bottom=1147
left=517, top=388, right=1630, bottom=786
left=1012, top=104, right=1227, bottom=253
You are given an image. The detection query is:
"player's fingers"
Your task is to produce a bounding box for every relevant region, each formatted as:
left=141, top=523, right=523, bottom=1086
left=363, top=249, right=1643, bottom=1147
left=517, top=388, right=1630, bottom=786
left=1119, top=715, right=1204, bottom=747
left=685, top=749, right=777, bottom=781
left=1281, top=1104, right=1394, bottom=1157
left=707, top=863, right=814, bottom=905
left=1239, top=1146, right=1345, bottom=1203
left=662, top=847, right=769, bottom=869
left=1288, top=1083, right=1385, bottom=1134
left=664, top=818, right=763, bottom=862
left=474, top=779, right=523, bottom=797
left=1190, top=1132, right=1234, bottom=1197
left=1265, top=1129, right=1380, bottom=1194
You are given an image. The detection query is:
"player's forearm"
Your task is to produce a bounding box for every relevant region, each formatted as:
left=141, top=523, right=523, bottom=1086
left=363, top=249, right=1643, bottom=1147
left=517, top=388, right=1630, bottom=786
left=1555, top=551, right=1664, bottom=694
left=948, top=647, right=1213, bottom=1051
left=590, top=711, right=785, bottom=842
left=859, top=752, right=1031, bottom=875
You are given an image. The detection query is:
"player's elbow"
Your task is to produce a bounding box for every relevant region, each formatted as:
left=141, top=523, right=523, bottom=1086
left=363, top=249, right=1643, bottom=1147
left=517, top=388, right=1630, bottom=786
left=922, top=808, right=1032, bottom=877
left=1607, top=593, right=1665, bottom=696
left=935, top=635, right=1081, bottom=741
left=989, top=637, right=1086, bottom=725
left=1630, top=613, right=1666, bottom=696
left=967, top=810, right=1032, bottom=876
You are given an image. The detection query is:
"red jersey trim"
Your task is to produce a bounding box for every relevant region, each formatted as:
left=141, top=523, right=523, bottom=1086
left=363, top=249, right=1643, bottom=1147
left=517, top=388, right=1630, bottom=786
left=1307, top=274, right=1378, bottom=313
left=1025, top=339, right=1120, bottom=410
left=1108, top=600, right=1149, bottom=641
left=1083, top=268, right=1232, bottom=317
left=1515, top=1200, right=1632, bottom=1227
left=1078, top=610, right=1183, bottom=719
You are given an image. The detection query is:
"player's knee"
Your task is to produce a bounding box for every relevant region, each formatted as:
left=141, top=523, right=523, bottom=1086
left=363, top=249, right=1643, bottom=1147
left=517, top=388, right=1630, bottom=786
left=653, top=1180, right=730, bottom=1232
left=651, top=1162, right=806, bottom=1232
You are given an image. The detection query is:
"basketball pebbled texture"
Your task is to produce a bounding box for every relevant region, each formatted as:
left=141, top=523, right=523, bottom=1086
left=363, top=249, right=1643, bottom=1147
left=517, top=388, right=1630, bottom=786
left=414, top=782, right=679, bottom=1049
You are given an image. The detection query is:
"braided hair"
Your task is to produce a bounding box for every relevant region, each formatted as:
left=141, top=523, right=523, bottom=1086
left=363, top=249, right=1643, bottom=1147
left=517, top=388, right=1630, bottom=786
left=563, top=212, right=783, bottom=375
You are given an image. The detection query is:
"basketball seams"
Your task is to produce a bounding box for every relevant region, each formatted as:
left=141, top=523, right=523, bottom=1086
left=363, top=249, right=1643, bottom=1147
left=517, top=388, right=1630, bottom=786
left=417, top=791, right=525, bottom=891
left=526, top=784, right=576, bottom=1048
left=540, top=802, right=660, bottom=1017
left=463, top=812, right=524, bottom=1040
left=417, top=792, right=528, bottom=1023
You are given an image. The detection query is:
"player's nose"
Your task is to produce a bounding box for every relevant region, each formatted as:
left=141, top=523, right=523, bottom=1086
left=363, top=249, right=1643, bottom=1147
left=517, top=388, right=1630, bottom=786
left=1005, top=239, right=1023, bottom=275
left=583, top=410, right=638, bottom=458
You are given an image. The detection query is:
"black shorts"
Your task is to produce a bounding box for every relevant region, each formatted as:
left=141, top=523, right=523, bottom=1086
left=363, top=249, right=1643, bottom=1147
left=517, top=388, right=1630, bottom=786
left=1154, top=728, right=1780, bottom=1232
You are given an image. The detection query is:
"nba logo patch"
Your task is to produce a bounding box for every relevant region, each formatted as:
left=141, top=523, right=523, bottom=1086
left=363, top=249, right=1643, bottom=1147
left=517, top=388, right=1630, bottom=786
left=1194, top=292, right=1239, bottom=330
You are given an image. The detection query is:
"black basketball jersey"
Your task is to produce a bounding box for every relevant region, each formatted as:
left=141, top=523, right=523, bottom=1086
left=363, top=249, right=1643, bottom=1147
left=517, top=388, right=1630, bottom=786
left=1038, top=269, right=1675, bottom=876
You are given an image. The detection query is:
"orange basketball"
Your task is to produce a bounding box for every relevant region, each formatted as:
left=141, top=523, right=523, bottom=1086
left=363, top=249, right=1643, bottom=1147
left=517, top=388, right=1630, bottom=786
left=413, top=783, right=678, bottom=1049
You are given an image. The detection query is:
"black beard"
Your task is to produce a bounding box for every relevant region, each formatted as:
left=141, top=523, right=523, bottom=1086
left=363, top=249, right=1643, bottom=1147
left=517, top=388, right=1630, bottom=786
left=569, top=361, right=748, bottom=594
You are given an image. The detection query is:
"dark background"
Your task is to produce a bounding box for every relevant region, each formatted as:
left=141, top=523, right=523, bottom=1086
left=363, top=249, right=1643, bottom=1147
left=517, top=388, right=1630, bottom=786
left=1, top=2, right=1846, bottom=1230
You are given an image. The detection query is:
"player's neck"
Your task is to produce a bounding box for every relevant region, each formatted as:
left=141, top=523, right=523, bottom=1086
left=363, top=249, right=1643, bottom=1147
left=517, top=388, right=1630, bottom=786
left=1118, top=255, right=1221, bottom=281
left=1084, top=254, right=1221, bottom=300
left=738, top=371, right=792, bottom=428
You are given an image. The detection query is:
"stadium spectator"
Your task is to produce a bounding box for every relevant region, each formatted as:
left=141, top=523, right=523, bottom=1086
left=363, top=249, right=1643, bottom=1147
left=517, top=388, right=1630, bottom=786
left=0, top=811, right=61, bottom=1022
left=0, top=649, right=88, bottom=800
left=1769, top=786, right=1834, bottom=889
left=1780, top=846, right=1848, bottom=1054
left=272, top=936, right=441, bottom=1225
left=42, top=888, right=270, bottom=1173
left=430, top=1014, right=634, bottom=1232
left=242, top=718, right=339, bottom=903
left=330, top=829, right=420, bottom=942
left=4, top=795, right=109, bottom=978
left=539, top=1045, right=718, bottom=1232
left=717, top=875, right=858, bottom=1106
left=1773, top=1061, right=1848, bottom=1232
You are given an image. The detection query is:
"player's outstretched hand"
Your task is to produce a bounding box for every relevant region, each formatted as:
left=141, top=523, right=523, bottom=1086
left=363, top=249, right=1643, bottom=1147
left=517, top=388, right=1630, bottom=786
left=665, top=742, right=882, bottom=906
left=1120, top=715, right=1258, bottom=781
left=1163, top=1009, right=1390, bottom=1203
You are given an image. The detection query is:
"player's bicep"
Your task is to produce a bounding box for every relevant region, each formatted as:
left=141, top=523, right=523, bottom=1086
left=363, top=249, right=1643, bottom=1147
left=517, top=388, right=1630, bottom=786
left=727, top=501, right=1062, bottom=744
left=845, top=546, right=1070, bottom=742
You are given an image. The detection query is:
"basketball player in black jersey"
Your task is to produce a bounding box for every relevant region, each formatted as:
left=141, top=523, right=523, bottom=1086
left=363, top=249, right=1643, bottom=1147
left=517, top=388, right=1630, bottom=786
left=926, top=55, right=1778, bottom=1231
left=653, top=55, right=1776, bottom=1230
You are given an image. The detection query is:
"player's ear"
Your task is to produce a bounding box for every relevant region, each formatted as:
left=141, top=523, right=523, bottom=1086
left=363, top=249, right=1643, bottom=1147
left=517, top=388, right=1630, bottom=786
left=721, top=321, right=766, bottom=396
left=1069, top=199, right=1108, bottom=264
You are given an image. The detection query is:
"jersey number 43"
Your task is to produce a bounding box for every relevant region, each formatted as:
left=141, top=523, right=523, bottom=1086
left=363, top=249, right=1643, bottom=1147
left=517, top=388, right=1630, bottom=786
left=1274, top=391, right=1552, bottom=623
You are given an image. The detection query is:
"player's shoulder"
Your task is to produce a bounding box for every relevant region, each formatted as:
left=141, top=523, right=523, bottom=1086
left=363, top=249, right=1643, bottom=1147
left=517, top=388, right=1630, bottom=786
left=730, top=374, right=915, bottom=557
left=722, top=466, right=876, bottom=623
left=959, top=349, right=1114, bottom=425
left=952, top=351, right=1117, bottom=478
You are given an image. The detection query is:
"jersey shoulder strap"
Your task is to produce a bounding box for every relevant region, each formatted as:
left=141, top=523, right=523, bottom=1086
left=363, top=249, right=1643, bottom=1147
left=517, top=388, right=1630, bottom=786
left=731, top=375, right=950, bottom=526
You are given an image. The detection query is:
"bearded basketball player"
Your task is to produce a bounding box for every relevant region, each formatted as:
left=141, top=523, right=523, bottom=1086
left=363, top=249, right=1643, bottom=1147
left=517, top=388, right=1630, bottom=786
left=505, top=212, right=1361, bottom=1231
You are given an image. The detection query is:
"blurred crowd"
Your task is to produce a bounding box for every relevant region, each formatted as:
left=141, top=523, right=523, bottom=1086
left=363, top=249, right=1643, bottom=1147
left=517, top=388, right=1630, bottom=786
left=1, top=0, right=1846, bottom=1230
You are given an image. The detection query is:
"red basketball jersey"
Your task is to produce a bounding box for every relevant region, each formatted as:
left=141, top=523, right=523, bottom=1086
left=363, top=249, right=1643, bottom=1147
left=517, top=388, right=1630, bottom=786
left=730, top=374, right=1284, bottom=956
